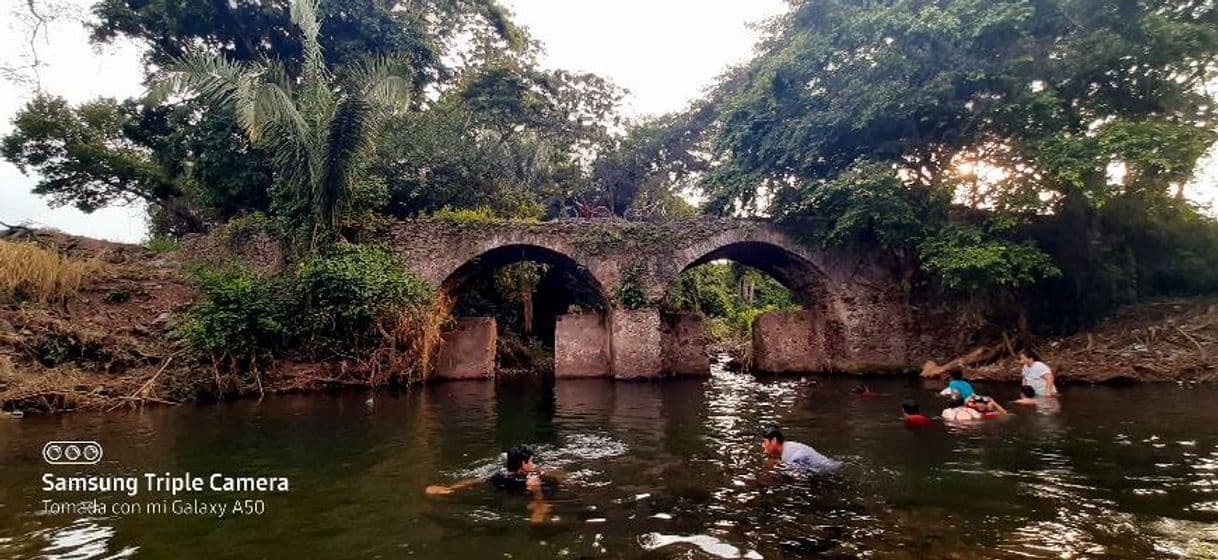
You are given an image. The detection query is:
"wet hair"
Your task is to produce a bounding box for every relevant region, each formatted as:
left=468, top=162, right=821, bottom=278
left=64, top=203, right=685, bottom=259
left=852, top=384, right=870, bottom=394
left=948, top=396, right=966, bottom=408
left=1021, top=385, right=1037, bottom=398
left=901, top=401, right=920, bottom=415
left=505, top=445, right=534, bottom=472
left=950, top=368, right=964, bottom=380
left=1020, top=348, right=1041, bottom=361
left=762, top=427, right=784, bottom=443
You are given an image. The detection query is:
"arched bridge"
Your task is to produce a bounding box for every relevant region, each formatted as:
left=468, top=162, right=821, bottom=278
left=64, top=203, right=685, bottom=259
left=388, top=218, right=915, bottom=378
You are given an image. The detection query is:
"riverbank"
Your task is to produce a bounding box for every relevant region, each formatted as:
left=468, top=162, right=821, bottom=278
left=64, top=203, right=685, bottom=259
left=1, top=231, right=1214, bottom=413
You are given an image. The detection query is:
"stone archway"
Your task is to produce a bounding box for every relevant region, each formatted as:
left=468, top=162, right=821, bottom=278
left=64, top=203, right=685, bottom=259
left=435, top=243, right=612, bottom=380
left=665, top=238, right=847, bottom=374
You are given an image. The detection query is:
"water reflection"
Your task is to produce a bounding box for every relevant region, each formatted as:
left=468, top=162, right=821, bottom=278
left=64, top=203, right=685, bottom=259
left=2, top=367, right=1218, bottom=559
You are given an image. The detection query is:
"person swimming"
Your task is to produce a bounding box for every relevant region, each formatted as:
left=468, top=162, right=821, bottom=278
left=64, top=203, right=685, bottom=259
left=425, top=445, right=555, bottom=495
left=966, top=395, right=1008, bottom=418
left=852, top=383, right=879, bottom=397
left=941, top=396, right=983, bottom=422
left=939, top=368, right=975, bottom=400
left=1012, top=385, right=1039, bottom=405
left=761, top=427, right=841, bottom=473
left=902, top=401, right=933, bottom=426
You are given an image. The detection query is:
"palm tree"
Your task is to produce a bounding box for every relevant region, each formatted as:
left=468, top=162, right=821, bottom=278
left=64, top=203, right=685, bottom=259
left=149, top=0, right=411, bottom=244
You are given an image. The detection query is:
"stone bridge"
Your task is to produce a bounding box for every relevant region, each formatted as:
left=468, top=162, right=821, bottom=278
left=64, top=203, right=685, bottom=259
left=388, top=218, right=915, bottom=379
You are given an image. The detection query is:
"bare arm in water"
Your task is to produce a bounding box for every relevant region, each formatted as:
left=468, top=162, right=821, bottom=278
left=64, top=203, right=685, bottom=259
left=425, top=478, right=482, bottom=495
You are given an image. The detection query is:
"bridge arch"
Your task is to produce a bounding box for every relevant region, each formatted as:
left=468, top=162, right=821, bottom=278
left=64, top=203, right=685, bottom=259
left=434, top=243, right=612, bottom=379
left=665, top=231, right=848, bottom=373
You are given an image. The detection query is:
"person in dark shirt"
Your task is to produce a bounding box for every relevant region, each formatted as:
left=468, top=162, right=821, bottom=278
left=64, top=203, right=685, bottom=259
left=426, top=445, right=556, bottom=522
left=426, top=445, right=549, bottom=495
left=902, top=401, right=933, bottom=426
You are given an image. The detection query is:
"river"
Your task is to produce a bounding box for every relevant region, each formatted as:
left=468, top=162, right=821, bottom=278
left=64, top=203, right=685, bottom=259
left=1, top=366, right=1216, bottom=559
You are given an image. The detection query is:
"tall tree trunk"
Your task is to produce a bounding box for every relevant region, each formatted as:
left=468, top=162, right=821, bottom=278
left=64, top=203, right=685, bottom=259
left=521, top=287, right=534, bottom=336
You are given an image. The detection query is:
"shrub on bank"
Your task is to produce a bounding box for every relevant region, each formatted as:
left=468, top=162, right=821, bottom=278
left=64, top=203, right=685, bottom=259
left=180, top=244, right=437, bottom=379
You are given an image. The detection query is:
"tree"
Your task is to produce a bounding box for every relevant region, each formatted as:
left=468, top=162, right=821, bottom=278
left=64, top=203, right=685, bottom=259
left=677, top=0, right=1218, bottom=327
left=151, top=0, right=412, bottom=242
left=1, top=95, right=206, bottom=233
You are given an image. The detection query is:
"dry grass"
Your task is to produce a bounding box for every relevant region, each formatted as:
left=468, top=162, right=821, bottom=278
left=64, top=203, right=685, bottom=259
left=365, top=294, right=453, bottom=387
left=0, top=240, right=100, bottom=304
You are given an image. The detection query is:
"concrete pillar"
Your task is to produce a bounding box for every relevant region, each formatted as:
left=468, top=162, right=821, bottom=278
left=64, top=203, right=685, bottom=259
left=752, top=309, right=830, bottom=373
left=663, top=313, right=710, bottom=376
left=554, top=312, right=611, bottom=378
left=610, top=308, right=665, bottom=379
left=434, top=317, right=496, bottom=379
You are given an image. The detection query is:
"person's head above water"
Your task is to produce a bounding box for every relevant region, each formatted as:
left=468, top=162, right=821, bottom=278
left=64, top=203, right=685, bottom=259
left=852, top=384, right=871, bottom=395
left=901, top=401, right=920, bottom=415
left=1020, top=385, right=1037, bottom=398
left=948, top=396, right=966, bottom=409
left=950, top=368, right=965, bottom=381
left=1019, top=349, right=1041, bottom=366
left=505, top=445, right=536, bottom=473
left=761, top=426, right=785, bottom=455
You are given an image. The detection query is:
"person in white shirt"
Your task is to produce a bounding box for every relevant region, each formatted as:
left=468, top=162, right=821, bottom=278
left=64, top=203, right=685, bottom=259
left=1018, top=350, right=1058, bottom=397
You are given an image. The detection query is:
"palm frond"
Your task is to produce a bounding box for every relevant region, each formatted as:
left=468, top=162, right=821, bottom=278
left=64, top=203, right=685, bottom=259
left=317, top=98, right=376, bottom=229
left=290, top=0, right=327, bottom=88
left=147, top=52, right=249, bottom=107
left=346, top=56, right=413, bottom=112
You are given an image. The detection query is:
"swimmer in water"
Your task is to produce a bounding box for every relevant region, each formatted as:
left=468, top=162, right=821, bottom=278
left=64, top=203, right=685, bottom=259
left=851, top=383, right=882, bottom=397
left=1012, top=385, right=1040, bottom=406
left=941, top=396, right=983, bottom=422
left=902, top=401, right=933, bottom=426
left=425, top=445, right=558, bottom=522
left=761, top=427, right=841, bottom=473
left=966, top=395, right=1008, bottom=418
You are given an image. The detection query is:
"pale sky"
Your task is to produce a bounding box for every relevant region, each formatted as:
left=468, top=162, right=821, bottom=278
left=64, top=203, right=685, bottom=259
left=0, top=0, right=1213, bottom=243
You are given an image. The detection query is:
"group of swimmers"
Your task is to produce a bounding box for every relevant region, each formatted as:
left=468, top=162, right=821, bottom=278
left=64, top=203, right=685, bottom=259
left=900, top=349, right=1059, bottom=425
left=424, top=349, right=1060, bottom=514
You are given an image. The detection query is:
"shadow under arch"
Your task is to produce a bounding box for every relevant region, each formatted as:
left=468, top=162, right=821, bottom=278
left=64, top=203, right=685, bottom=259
left=440, top=244, right=610, bottom=311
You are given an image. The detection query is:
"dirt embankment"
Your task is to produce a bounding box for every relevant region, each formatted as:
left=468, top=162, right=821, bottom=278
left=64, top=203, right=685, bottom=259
left=0, top=231, right=196, bottom=411
left=921, top=299, right=1218, bottom=385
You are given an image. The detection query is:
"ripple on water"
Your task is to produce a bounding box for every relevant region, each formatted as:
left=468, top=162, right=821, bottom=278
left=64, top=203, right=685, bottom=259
left=638, top=533, right=762, bottom=559
left=33, top=518, right=137, bottom=560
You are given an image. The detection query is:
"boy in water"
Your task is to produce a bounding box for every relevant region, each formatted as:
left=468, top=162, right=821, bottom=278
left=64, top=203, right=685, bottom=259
left=1012, top=385, right=1040, bottom=406
left=761, top=427, right=841, bottom=473
left=902, top=401, right=933, bottom=426
left=426, top=445, right=550, bottom=495
left=939, top=368, right=975, bottom=400
left=425, top=445, right=555, bottom=523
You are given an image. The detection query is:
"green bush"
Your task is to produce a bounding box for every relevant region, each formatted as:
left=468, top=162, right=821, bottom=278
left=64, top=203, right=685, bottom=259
left=179, top=267, right=291, bottom=371
left=143, top=235, right=180, bottom=253
left=293, top=244, right=434, bottom=351
left=181, top=244, right=435, bottom=369
left=431, top=206, right=499, bottom=224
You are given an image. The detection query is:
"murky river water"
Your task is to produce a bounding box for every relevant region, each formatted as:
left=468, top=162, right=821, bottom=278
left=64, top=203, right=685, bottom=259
left=2, top=367, right=1217, bottom=559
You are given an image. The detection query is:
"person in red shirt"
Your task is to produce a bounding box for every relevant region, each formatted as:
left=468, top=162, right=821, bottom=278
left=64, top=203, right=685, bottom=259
left=902, top=401, right=933, bottom=426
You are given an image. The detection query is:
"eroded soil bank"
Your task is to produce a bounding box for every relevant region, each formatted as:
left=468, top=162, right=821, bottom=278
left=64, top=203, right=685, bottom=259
left=1, top=232, right=1213, bottom=413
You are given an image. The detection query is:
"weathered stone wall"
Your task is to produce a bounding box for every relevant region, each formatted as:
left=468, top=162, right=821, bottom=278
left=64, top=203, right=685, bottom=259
left=434, top=317, right=497, bottom=379
left=388, top=217, right=917, bottom=375
left=663, top=313, right=709, bottom=376
left=610, top=308, right=665, bottom=379
left=554, top=312, right=611, bottom=378
left=752, top=310, right=831, bottom=373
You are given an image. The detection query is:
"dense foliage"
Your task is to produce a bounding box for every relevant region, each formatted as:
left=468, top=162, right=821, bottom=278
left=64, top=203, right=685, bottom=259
left=663, top=263, right=799, bottom=343
left=181, top=245, right=434, bottom=373
left=672, top=0, right=1218, bottom=329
